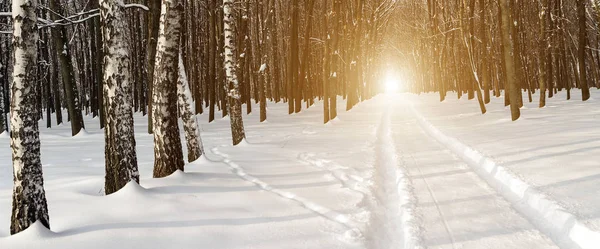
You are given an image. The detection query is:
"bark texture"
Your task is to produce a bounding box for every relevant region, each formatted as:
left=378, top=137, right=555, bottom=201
left=152, top=0, right=185, bottom=177
left=101, top=0, right=140, bottom=195
left=49, top=0, right=85, bottom=136
left=224, top=0, right=246, bottom=145
left=10, top=0, right=50, bottom=234
left=499, top=0, right=521, bottom=121
left=178, top=54, right=204, bottom=162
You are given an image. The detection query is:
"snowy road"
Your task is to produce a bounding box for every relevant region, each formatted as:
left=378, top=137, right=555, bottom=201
left=387, top=98, right=559, bottom=249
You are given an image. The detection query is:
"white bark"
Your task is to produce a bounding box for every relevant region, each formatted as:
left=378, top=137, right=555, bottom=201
left=10, top=0, right=50, bottom=234
left=178, top=54, right=204, bottom=162
left=152, top=0, right=184, bottom=177
left=223, top=0, right=246, bottom=145
left=100, top=0, right=140, bottom=194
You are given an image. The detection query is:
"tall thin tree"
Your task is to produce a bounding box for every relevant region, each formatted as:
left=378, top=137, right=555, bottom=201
left=224, top=0, right=246, bottom=145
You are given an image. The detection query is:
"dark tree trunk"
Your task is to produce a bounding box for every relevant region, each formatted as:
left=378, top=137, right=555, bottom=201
left=578, top=0, right=590, bottom=101
left=146, top=0, right=161, bottom=134
left=49, top=0, right=85, bottom=136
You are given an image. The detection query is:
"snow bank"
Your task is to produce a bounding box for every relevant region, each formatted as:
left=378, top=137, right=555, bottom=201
left=411, top=104, right=600, bottom=249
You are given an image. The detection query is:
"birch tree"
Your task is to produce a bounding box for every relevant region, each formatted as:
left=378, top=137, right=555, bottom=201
left=101, top=0, right=140, bottom=194
left=152, top=0, right=185, bottom=177
left=224, top=0, right=246, bottom=145
left=178, top=54, right=204, bottom=162
left=10, top=0, right=50, bottom=234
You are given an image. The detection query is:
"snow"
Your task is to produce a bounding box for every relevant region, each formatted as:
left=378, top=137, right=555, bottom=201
left=0, top=98, right=379, bottom=248
left=259, top=63, right=267, bottom=73
left=407, top=89, right=600, bottom=249
left=2, top=91, right=600, bottom=248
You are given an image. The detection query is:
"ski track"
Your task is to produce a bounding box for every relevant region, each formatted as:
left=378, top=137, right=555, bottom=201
left=209, top=146, right=363, bottom=241
left=405, top=152, right=458, bottom=249
left=367, top=105, right=423, bottom=249
left=297, top=152, right=369, bottom=196
left=409, top=101, right=599, bottom=249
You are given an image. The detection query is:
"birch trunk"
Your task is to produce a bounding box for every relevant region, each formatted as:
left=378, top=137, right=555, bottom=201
left=152, top=0, right=185, bottom=177
left=224, top=0, right=246, bottom=145
left=178, top=54, right=204, bottom=162
left=10, top=0, right=50, bottom=234
left=101, top=0, right=140, bottom=194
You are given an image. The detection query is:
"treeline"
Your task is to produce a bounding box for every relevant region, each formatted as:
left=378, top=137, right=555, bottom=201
left=1, top=0, right=396, bottom=235
left=394, top=0, right=600, bottom=120
left=0, top=0, right=396, bottom=135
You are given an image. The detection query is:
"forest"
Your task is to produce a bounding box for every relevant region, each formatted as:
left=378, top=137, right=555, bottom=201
left=1, top=0, right=600, bottom=248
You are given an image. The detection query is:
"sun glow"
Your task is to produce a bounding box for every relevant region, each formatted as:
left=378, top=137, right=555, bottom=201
left=384, top=73, right=401, bottom=93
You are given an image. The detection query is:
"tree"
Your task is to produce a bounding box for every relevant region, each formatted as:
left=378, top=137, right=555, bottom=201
left=152, top=0, right=185, bottom=177
left=499, top=0, right=520, bottom=120
left=146, top=0, right=161, bottom=134
left=223, top=0, right=246, bottom=145
left=578, top=0, right=590, bottom=101
left=101, top=0, right=140, bottom=194
left=178, top=54, right=204, bottom=162
left=288, top=0, right=299, bottom=114
left=10, top=0, right=50, bottom=234
left=49, top=0, right=85, bottom=136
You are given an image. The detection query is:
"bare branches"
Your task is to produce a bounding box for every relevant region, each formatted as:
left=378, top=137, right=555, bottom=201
left=0, top=4, right=149, bottom=34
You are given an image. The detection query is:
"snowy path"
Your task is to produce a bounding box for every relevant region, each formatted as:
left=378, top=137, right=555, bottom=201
left=2, top=94, right=600, bottom=248
left=389, top=98, right=560, bottom=249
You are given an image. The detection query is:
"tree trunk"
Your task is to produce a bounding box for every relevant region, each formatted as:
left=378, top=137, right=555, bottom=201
left=146, top=0, right=161, bottom=134
left=10, top=0, right=50, bottom=234
left=178, top=54, right=204, bottom=162
left=152, top=0, right=185, bottom=177
left=49, top=0, right=85, bottom=136
left=101, top=0, right=140, bottom=195
left=479, top=0, right=490, bottom=104
left=224, top=0, right=246, bottom=145
left=539, top=0, right=547, bottom=108
left=208, top=0, right=216, bottom=122
left=323, top=2, right=330, bottom=124
left=578, top=0, right=590, bottom=101
left=499, top=0, right=520, bottom=121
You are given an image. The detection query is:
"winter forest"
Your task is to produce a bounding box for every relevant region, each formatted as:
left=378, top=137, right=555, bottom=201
left=2, top=0, right=600, bottom=248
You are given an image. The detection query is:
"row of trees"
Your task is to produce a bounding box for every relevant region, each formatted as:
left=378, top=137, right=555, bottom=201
left=1, top=0, right=397, bottom=235
left=394, top=0, right=600, bottom=120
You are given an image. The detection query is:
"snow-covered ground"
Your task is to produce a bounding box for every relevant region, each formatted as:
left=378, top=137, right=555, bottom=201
left=1, top=91, right=599, bottom=248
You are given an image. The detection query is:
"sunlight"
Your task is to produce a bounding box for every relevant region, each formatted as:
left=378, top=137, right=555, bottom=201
left=384, top=72, right=401, bottom=93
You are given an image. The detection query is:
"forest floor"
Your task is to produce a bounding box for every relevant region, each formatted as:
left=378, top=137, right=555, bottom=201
left=1, top=90, right=599, bottom=249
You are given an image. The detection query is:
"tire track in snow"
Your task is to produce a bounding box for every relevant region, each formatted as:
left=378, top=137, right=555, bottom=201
left=367, top=105, right=423, bottom=249
left=409, top=102, right=597, bottom=249
left=210, top=147, right=363, bottom=241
